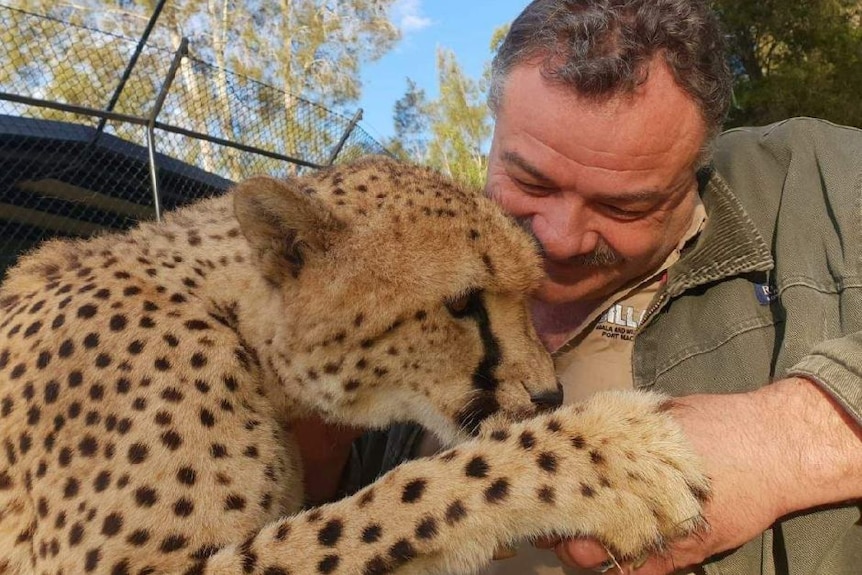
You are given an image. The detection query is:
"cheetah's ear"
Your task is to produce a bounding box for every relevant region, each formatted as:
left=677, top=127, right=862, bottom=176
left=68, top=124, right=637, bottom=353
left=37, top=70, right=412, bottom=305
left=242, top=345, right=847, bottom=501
left=233, top=176, right=346, bottom=284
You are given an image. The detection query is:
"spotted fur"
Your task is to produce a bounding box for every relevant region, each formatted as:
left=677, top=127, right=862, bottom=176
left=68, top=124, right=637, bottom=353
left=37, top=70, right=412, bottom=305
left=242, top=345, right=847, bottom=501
left=0, top=157, right=708, bottom=574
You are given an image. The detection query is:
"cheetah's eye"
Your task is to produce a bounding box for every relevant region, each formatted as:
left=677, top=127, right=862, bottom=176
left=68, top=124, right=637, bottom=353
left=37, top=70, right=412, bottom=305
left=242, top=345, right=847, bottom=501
left=445, top=289, right=480, bottom=318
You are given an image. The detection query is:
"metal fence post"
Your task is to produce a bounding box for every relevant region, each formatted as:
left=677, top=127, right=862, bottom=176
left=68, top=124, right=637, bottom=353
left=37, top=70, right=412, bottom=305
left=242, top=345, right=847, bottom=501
left=147, top=37, right=189, bottom=223
left=326, top=108, right=363, bottom=165
left=92, top=0, right=168, bottom=145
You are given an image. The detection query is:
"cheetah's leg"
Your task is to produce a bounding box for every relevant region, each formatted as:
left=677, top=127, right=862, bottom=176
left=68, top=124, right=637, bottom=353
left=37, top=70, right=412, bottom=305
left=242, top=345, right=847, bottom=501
left=194, top=391, right=709, bottom=575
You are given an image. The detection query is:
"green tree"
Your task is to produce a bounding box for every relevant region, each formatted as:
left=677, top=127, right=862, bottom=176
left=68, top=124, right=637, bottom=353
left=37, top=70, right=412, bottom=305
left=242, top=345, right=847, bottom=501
left=391, top=26, right=509, bottom=189
left=716, top=0, right=862, bottom=127
left=389, top=78, right=430, bottom=160
left=425, top=47, right=491, bottom=190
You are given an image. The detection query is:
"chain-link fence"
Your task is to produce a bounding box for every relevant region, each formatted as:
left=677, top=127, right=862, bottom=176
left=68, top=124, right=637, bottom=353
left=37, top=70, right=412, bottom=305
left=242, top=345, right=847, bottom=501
left=0, top=2, right=391, bottom=275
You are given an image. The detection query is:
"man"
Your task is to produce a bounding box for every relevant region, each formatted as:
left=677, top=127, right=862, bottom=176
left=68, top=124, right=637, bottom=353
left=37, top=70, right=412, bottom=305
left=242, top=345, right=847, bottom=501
left=472, top=0, right=862, bottom=574
left=328, top=1, right=860, bottom=573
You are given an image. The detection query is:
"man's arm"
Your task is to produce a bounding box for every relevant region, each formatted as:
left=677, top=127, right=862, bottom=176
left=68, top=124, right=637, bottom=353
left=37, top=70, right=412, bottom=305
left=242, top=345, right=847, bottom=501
left=552, top=377, right=862, bottom=574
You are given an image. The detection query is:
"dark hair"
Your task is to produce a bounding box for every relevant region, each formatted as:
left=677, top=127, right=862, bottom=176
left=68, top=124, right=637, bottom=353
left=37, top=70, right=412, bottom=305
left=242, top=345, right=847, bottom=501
left=490, top=0, right=732, bottom=139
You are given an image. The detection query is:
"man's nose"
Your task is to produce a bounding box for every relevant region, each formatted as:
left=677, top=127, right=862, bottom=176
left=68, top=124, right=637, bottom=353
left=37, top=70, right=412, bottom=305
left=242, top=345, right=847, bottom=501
left=531, top=208, right=598, bottom=261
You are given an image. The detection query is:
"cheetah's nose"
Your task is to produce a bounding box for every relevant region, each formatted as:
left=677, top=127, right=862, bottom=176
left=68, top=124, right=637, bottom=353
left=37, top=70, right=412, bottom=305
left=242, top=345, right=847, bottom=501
left=530, top=381, right=563, bottom=412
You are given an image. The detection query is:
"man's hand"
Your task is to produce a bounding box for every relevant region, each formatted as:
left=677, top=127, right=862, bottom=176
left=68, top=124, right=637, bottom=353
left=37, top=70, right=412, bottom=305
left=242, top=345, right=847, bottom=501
left=539, top=378, right=862, bottom=573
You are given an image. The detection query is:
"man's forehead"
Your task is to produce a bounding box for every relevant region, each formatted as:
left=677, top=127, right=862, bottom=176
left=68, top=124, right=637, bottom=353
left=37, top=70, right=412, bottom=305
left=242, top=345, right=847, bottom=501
left=493, top=63, right=705, bottom=190
left=500, top=62, right=705, bottom=142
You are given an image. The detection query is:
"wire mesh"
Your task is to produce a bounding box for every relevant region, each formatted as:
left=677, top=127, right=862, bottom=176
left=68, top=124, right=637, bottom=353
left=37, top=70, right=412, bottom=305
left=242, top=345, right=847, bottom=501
left=0, top=3, right=390, bottom=276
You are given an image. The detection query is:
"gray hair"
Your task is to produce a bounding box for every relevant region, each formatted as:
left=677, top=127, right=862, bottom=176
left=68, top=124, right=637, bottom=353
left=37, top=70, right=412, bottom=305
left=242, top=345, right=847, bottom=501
left=489, top=0, right=732, bottom=141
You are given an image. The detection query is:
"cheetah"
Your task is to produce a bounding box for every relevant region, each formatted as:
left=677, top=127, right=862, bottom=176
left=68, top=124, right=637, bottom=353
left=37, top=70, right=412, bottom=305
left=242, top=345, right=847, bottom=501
left=0, top=157, right=709, bottom=574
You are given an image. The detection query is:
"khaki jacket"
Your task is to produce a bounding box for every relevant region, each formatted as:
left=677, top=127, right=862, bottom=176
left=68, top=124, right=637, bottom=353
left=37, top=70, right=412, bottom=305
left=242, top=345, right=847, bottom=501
left=636, top=118, right=862, bottom=574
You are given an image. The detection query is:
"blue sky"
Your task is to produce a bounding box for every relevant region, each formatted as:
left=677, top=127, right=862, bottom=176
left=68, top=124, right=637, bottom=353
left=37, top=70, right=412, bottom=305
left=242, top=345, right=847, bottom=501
left=356, top=0, right=527, bottom=142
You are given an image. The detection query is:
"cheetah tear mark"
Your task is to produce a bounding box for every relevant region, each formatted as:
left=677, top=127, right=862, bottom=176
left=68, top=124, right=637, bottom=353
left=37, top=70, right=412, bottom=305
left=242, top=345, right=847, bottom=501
left=454, top=291, right=502, bottom=434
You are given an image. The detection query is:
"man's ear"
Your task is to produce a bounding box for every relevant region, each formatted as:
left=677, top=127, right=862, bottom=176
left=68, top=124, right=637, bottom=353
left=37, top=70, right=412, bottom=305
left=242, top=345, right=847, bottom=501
left=233, top=176, right=346, bottom=285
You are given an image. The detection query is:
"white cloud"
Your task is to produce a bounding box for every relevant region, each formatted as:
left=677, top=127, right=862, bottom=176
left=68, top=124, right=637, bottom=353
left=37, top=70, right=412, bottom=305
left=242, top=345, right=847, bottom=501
left=392, top=0, right=432, bottom=33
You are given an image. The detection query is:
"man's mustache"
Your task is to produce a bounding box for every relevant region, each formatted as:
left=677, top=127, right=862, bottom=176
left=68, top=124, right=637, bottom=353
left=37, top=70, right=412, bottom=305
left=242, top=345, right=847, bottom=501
left=515, top=217, right=623, bottom=268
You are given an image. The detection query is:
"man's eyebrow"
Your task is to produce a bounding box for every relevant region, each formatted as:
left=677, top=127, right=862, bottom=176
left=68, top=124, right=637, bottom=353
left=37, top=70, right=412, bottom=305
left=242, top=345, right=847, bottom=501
left=501, top=151, right=556, bottom=185
left=601, top=188, right=665, bottom=204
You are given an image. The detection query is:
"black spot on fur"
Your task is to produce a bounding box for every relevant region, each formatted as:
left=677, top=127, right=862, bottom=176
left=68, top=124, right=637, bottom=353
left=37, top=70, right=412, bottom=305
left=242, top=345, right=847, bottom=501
left=445, top=500, right=466, bottom=525
left=161, top=430, right=182, bottom=450
left=275, top=523, right=291, bottom=541
left=160, top=534, right=188, bottom=553
left=401, top=479, right=427, bottom=503
left=224, top=494, right=246, bottom=511
left=84, top=548, right=101, bottom=571
left=184, top=319, right=211, bottom=331
left=389, top=539, right=417, bottom=565
left=317, top=519, right=344, bottom=547
left=23, top=321, right=42, bottom=338
left=546, top=419, right=562, bottom=432
left=538, top=485, right=556, bottom=504
left=318, top=555, right=340, bottom=574
left=362, top=556, right=390, bottom=575
left=537, top=452, right=558, bottom=473
left=491, top=429, right=509, bottom=441
left=362, top=524, right=382, bottom=543
left=128, top=443, right=148, bottom=464
left=358, top=489, right=375, bottom=507
left=134, top=487, right=157, bottom=507
left=484, top=478, right=510, bottom=503
left=344, top=379, right=361, bottom=392
left=415, top=516, right=438, bottom=540
left=101, top=513, right=123, bottom=536
left=110, top=559, right=130, bottom=575
left=172, top=498, right=194, bottom=517
left=465, top=456, right=489, bottom=478
left=240, top=536, right=257, bottom=572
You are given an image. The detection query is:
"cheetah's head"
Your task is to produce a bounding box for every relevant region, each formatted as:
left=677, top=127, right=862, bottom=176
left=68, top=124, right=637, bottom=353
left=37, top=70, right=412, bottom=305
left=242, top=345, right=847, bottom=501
left=234, top=157, right=560, bottom=446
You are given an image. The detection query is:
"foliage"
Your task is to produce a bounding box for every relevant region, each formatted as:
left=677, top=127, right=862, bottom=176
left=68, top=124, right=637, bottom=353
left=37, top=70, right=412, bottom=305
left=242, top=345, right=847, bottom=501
left=390, top=27, right=509, bottom=190
left=424, top=47, right=491, bottom=191
left=716, top=0, right=862, bottom=128
left=388, top=78, right=431, bottom=161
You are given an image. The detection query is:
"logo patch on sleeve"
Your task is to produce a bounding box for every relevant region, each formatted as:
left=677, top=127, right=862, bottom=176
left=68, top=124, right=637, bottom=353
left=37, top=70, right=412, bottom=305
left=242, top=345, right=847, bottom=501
left=754, top=283, right=777, bottom=305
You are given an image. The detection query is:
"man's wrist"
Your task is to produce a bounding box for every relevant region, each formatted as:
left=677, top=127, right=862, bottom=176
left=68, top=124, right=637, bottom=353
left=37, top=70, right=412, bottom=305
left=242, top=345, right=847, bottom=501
left=752, top=377, right=862, bottom=517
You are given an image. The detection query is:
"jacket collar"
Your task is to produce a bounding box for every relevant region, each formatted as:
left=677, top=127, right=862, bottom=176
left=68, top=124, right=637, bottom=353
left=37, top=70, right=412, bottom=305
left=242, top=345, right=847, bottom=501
left=664, top=169, right=774, bottom=298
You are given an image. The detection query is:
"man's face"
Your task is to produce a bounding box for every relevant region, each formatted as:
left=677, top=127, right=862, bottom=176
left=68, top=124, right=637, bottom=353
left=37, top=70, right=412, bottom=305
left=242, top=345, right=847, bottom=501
left=485, top=60, right=706, bottom=305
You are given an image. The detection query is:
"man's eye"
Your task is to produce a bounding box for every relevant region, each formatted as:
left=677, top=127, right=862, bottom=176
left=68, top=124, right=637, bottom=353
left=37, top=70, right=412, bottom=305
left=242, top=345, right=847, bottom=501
left=515, top=180, right=552, bottom=196
left=602, top=204, right=647, bottom=220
